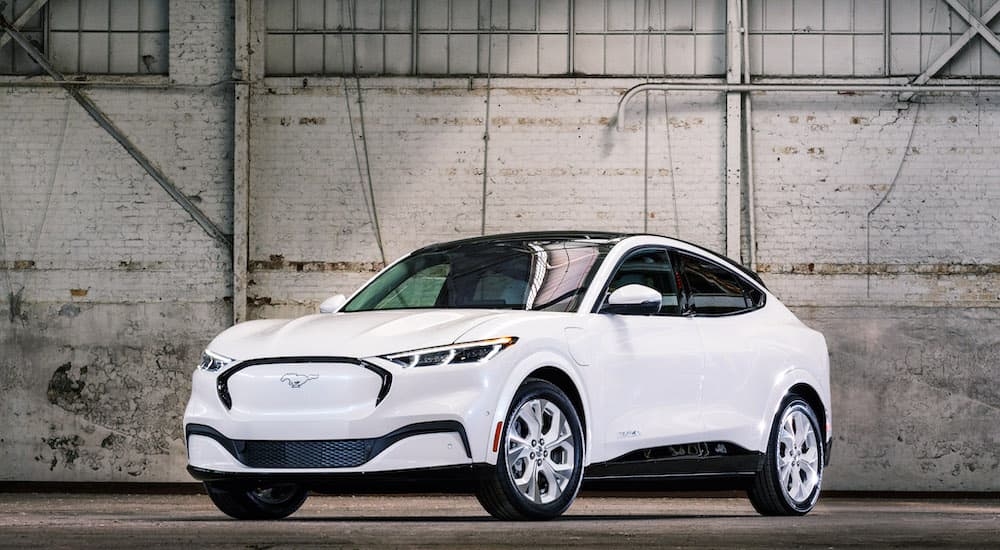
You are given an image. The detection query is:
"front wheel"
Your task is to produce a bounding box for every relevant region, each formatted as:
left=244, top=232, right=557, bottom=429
left=476, top=379, right=585, bottom=520
left=204, top=481, right=308, bottom=520
left=748, top=397, right=824, bottom=516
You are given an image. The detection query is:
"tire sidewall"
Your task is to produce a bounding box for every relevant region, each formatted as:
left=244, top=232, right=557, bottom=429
left=495, top=380, right=585, bottom=519
left=769, top=397, right=824, bottom=513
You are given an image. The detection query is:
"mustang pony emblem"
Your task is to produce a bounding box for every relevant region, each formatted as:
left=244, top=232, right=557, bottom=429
left=280, top=373, right=318, bottom=388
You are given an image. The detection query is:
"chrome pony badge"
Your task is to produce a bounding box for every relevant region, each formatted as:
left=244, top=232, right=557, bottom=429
left=280, top=373, right=318, bottom=388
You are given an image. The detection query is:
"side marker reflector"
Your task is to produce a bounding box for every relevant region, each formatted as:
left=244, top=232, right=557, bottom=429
left=492, top=421, right=504, bottom=453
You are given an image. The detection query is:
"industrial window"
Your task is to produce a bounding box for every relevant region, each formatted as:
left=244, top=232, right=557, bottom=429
left=0, top=0, right=168, bottom=75
left=749, top=0, right=1000, bottom=77
left=264, top=0, right=727, bottom=76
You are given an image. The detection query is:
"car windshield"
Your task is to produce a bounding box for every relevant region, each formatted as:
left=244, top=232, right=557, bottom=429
left=342, top=237, right=614, bottom=313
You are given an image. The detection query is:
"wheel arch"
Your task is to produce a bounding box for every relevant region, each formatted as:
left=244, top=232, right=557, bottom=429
left=787, top=382, right=831, bottom=464
left=524, top=366, right=587, bottom=441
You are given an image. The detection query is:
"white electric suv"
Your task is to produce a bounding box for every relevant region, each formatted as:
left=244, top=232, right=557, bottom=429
left=184, top=232, right=831, bottom=520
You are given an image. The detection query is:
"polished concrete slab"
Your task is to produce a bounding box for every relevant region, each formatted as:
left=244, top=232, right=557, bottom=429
left=1, top=493, right=998, bottom=549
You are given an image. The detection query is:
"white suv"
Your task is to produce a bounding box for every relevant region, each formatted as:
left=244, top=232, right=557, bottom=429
left=184, top=232, right=831, bottom=520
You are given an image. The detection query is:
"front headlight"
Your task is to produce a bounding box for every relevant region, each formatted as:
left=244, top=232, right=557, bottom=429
left=199, top=350, right=235, bottom=372
left=382, top=337, right=517, bottom=368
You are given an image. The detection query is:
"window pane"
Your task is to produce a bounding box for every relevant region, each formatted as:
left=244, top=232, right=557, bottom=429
left=509, top=0, right=536, bottom=31
left=110, top=0, right=138, bottom=31
left=109, top=32, right=138, bottom=72
left=678, top=253, right=749, bottom=315
left=449, top=34, right=478, bottom=73
left=295, top=34, right=325, bottom=73
left=81, top=0, right=110, bottom=30
left=452, top=0, right=478, bottom=29
left=418, top=0, right=448, bottom=30
left=297, top=0, right=325, bottom=30
left=138, top=32, right=167, bottom=73
left=539, top=0, right=568, bottom=31
left=384, top=33, right=412, bottom=73
left=268, top=0, right=295, bottom=29
left=384, top=0, right=412, bottom=30
left=80, top=32, right=110, bottom=72
left=140, top=0, right=167, bottom=30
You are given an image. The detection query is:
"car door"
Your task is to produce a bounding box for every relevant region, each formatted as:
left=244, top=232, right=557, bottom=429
left=587, top=248, right=705, bottom=461
left=672, top=250, right=771, bottom=445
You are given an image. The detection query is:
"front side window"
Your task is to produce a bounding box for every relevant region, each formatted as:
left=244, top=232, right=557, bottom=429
left=675, top=252, right=757, bottom=316
left=605, top=249, right=680, bottom=315
left=343, top=237, right=611, bottom=313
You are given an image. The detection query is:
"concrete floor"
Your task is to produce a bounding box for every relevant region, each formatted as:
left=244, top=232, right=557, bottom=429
left=1, top=493, right=998, bottom=549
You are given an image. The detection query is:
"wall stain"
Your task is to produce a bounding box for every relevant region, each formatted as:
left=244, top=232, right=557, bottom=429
left=38, top=344, right=195, bottom=477
left=42, top=435, right=84, bottom=470
left=47, top=363, right=87, bottom=406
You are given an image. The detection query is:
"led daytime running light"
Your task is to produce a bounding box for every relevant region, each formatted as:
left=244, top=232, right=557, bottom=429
left=199, top=350, right=235, bottom=372
left=383, top=337, right=517, bottom=368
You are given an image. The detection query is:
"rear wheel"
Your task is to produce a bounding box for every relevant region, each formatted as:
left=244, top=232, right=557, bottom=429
left=476, top=379, right=584, bottom=520
left=204, top=481, right=308, bottom=520
left=748, top=397, right=824, bottom=516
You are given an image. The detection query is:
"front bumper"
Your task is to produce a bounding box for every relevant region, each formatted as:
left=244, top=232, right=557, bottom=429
left=183, top=354, right=503, bottom=474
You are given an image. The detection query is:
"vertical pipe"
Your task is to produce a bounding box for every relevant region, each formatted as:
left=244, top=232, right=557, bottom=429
left=742, top=0, right=756, bottom=269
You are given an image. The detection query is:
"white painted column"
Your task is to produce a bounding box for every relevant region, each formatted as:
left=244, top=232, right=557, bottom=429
left=725, top=0, right=745, bottom=262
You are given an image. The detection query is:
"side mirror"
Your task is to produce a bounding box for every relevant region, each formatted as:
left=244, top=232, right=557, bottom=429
left=319, top=294, right=347, bottom=314
left=601, top=284, right=661, bottom=315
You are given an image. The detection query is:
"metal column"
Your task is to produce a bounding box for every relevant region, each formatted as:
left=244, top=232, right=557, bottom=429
left=725, top=0, right=745, bottom=262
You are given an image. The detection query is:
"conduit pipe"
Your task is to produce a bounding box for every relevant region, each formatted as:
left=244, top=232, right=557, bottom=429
left=616, top=82, right=1000, bottom=131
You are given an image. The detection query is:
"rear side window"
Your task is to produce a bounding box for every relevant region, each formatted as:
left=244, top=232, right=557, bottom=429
left=675, top=252, right=761, bottom=316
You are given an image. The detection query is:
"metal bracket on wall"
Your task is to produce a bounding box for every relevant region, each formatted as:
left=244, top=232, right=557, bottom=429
left=0, top=7, right=233, bottom=251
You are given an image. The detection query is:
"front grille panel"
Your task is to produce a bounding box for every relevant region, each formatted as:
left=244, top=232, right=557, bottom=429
left=239, top=439, right=374, bottom=468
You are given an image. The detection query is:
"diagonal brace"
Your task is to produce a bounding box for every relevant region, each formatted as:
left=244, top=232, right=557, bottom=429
left=913, top=0, right=1000, bottom=86
left=0, top=0, right=48, bottom=51
left=0, top=10, right=233, bottom=250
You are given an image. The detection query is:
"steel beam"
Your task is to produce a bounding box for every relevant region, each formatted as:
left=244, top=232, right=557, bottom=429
left=0, top=11, right=233, bottom=251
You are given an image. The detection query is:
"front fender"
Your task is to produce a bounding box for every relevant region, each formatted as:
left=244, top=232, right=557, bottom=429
left=482, top=349, right=592, bottom=467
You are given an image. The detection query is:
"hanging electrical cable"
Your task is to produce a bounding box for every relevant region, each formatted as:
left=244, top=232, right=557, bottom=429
left=342, top=0, right=386, bottom=266
left=866, top=102, right=922, bottom=297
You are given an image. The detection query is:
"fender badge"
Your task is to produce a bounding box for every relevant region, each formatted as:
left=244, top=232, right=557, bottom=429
left=281, top=373, right=318, bottom=388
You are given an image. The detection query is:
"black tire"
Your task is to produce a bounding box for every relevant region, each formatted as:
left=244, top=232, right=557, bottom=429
left=204, top=481, right=308, bottom=520
left=476, top=379, right=585, bottom=520
left=748, top=396, right=824, bottom=516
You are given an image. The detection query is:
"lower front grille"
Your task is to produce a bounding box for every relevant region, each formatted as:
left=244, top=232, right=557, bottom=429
left=186, top=421, right=472, bottom=470
left=241, top=439, right=372, bottom=468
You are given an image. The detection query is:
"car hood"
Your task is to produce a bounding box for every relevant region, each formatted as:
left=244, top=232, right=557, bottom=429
left=208, top=309, right=515, bottom=361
